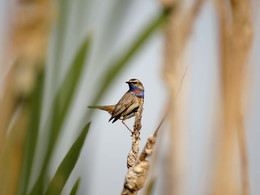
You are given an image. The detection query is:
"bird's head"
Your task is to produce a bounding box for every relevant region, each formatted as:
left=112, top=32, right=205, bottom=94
left=126, top=79, right=144, bottom=91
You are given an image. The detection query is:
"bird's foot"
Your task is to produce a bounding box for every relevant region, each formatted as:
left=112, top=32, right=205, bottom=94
left=122, top=120, right=134, bottom=134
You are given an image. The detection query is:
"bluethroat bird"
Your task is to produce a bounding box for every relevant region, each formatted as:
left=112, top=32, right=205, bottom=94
left=88, top=79, right=144, bottom=133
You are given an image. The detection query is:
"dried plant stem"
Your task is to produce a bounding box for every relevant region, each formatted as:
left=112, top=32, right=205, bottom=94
left=0, top=104, right=29, bottom=195
left=122, top=99, right=165, bottom=195
left=126, top=99, right=143, bottom=169
left=160, top=0, right=205, bottom=194
left=229, top=2, right=253, bottom=193
left=141, top=66, right=187, bottom=195
left=139, top=116, right=165, bottom=162
left=0, top=68, right=20, bottom=153
left=122, top=99, right=144, bottom=195
left=0, top=0, right=53, bottom=194
left=0, top=0, right=53, bottom=148
left=212, top=0, right=253, bottom=194
left=237, top=115, right=250, bottom=195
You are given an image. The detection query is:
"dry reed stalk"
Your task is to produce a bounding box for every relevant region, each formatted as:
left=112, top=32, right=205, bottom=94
left=122, top=99, right=144, bottom=195
left=141, top=66, right=188, bottom=195
left=0, top=0, right=53, bottom=149
left=0, top=0, right=53, bottom=194
left=212, top=0, right=253, bottom=194
left=122, top=99, right=167, bottom=195
left=159, top=0, right=204, bottom=194
left=140, top=119, right=165, bottom=195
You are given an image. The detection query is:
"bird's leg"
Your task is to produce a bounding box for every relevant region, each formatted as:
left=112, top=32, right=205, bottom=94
left=122, top=120, right=133, bottom=133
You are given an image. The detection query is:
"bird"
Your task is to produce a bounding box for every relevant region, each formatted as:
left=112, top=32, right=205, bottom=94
left=88, top=78, right=144, bottom=133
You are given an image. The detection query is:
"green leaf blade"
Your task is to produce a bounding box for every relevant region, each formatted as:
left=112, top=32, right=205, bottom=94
left=17, top=70, right=45, bottom=195
left=54, top=34, right=92, bottom=142
left=29, top=35, right=92, bottom=195
left=90, top=7, right=172, bottom=108
left=69, top=178, right=81, bottom=195
left=45, top=122, right=90, bottom=195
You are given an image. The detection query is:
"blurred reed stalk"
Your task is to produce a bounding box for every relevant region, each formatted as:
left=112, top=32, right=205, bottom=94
left=0, top=0, right=53, bottom=194
left=159, top=0, right=204, bottom=194
left=212, top=0, right=253, bottom=194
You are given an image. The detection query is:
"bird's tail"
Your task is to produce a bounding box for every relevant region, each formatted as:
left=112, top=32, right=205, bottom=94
left=88, top=105, right=115, bottom=114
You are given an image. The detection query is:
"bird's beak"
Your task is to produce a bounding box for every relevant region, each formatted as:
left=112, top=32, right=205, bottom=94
left=126, top=81, right=130, bottom=84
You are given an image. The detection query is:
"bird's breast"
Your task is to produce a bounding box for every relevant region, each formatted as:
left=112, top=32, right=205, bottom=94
left=130, top=90, right=144, bottom=98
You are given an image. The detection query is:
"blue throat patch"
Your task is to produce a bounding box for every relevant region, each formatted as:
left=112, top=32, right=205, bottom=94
left=129, top=84, right=144, bottom=98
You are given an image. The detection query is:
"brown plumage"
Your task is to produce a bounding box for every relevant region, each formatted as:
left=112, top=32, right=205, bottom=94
left=88, top=79, right=144, bottom=132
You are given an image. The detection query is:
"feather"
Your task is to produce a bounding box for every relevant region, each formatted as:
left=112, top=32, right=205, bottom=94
left=88, top=105, right=115, bottom=114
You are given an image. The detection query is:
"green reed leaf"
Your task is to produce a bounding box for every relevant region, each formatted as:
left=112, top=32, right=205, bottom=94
left=90, top=7, right=172, bottom=108
left=45, top=123, right=90, bottom=195
left=69, top=178, right=81, bottom=195
left=17, top=70, right=44, bottom=195
left=29, top=35, right=91, bottom=195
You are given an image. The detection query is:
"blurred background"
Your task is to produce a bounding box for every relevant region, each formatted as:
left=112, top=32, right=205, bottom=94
left=0, top=0, right=259, bottom=195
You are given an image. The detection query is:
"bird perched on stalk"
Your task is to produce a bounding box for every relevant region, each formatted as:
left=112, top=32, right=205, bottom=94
left=88, top=78, right=144, bottom=133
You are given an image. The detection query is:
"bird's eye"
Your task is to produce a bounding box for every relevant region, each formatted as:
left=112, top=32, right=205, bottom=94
left=132, top=82, right=137, bottom=84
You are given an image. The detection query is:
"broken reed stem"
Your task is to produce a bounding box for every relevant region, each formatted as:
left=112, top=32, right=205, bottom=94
left=139, top=116, right=165, bottom=162
left=122, top=99, right=165, bottom=195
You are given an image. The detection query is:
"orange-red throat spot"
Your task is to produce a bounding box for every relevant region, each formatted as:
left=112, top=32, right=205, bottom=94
left=132, top=90, right=141, bottom=94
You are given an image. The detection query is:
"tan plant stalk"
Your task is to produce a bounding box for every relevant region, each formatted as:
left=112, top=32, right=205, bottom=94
left=141, top=66, right=188, bottom=195
left=0, top=104, right=29, bottom=195
left=122, top=99, right=144, bottom=195
left=159, top=0, right=205, bottom=194
left=122, top=99, right=167, bottom=195
left=0, top=0, right=53, bottom=149
left=126, top=99, right=144, bottom=169
left=0, top=0, right=53, bottom=194
left=212, top=0, right=253, bottom=194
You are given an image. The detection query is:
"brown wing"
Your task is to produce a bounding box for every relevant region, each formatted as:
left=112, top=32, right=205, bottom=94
left=109, top=92, right=136, bottom=122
